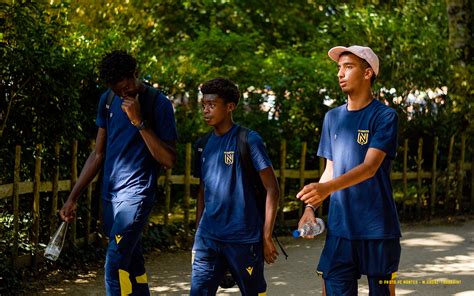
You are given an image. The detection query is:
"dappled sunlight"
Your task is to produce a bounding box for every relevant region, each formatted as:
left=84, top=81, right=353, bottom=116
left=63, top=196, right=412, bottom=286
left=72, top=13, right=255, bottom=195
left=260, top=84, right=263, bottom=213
left=454, top=291, right=474, bottom=296
left=401, top=232, right=464, bottom=248
left=415, top=253, right=474, bottom=275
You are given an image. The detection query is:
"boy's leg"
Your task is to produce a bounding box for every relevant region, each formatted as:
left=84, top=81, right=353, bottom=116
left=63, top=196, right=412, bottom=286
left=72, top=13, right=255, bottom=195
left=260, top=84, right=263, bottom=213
left=190, top=234, right=226, bottom=296
left=317, top=235, right=360, bottom=296
left=129, top=238, right=150, bottom=295
left=223, top=242, right=267, bottom=296
left=104, top=198, right=153, bottom=296
left=358, top=238, right=401, bottom=296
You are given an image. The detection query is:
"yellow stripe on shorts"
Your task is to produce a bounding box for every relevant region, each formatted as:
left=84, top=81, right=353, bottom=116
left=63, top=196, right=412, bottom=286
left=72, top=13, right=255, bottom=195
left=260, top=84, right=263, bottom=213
left=136, top=273, right=148, bottom=284
left=258, top=292, right=266, bottom=296
left=118, top=269, right=132, bottom=295
left=391, top=272, right=397, bottom=280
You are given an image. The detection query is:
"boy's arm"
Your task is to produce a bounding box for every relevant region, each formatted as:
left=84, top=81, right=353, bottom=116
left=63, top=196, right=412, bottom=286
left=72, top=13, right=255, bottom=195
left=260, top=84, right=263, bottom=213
left=259, top=166, right=280, bottom=264
left=195, top=182, right=205, bottom=228
left=60, top=128, right=107, bottom=222
left=297, top=148, right=386, bottom=206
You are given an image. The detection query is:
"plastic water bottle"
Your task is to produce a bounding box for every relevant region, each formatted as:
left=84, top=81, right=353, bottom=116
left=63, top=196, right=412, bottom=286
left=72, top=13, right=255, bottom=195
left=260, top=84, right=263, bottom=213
left=44, top=221, right=68, bottom=261
left=292, top=218, right=325, bottom=238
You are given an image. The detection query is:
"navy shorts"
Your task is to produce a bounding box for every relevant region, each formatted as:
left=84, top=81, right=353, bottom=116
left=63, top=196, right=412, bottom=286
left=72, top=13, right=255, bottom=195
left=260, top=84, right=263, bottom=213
left=190, top=234, right=267, bottom=296
left=317, top=235, right=401, bottom=296
left=102, top=197, right=154, bottom=296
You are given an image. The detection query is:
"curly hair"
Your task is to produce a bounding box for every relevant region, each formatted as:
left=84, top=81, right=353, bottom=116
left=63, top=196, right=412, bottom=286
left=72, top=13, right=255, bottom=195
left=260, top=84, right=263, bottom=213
left=200, top=77, right=240, bottom=105
left=99, top=50, right=137, bottom=85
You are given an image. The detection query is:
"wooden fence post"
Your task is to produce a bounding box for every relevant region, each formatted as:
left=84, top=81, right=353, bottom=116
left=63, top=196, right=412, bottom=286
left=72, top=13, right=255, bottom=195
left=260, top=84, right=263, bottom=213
left=403, top=139, right=408, bottom=215
left=184, top=143, right=191, bottom=234
left=71, top=140, right=78, bottom=244
left=456, top=133, right=466, bottom=213
left=50, top=143, right=60, bottom=236
left=416, top=138, right=423, bottom=217
left=32, top=144, right=42, bottom=266
left=12, top=145, right=21, bottom=266
left=164, top=168, right=172, bottom=226
left=298, top=142, right=307, bottom=217
left=445, top=135, right=455, bottom=211
left=430, top=137, right=438, bottom=217
left=318, top=157, right=325, bottom=217
left=278, top=140, right=287, bottom=223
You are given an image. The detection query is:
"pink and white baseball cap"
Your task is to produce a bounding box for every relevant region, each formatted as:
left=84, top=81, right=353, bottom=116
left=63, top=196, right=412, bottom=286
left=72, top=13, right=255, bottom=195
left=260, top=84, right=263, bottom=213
left=328, top=45, right=379, bottom=76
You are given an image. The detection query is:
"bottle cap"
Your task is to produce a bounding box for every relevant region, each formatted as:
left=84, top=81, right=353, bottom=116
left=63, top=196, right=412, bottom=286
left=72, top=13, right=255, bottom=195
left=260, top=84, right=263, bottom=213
left=292, top=230, right=300, bottom=238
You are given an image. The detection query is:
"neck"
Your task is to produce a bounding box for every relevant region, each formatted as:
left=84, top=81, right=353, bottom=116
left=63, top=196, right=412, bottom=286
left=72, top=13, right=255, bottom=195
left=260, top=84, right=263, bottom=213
left=213, top=118, right=234, bottom=136
left=347, top=87, right=373, bottom=110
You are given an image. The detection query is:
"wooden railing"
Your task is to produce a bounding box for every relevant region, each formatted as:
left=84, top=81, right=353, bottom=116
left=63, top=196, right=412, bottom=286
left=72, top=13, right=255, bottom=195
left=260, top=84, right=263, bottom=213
left=1, top=134, right=472, bottom=268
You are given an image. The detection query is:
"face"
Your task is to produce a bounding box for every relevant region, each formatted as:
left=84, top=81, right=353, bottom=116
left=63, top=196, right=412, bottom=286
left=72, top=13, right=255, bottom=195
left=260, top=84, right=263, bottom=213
left=337, top=54, right=373, bottom=94
left=110, top=77, right=140, bottom=99
left=201, top=94, right=234, bottom=126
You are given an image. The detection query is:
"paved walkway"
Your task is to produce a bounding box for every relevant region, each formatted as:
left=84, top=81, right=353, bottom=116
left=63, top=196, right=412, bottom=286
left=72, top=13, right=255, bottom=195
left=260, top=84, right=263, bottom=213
left=38, top=220, right=474, bottom=295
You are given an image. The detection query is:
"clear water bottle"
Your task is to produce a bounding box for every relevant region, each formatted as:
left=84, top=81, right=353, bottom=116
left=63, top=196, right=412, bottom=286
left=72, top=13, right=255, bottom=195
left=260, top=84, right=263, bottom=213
left=292, top=218, right=325, bottom=238
left=44, top=221, right=68, bottom=261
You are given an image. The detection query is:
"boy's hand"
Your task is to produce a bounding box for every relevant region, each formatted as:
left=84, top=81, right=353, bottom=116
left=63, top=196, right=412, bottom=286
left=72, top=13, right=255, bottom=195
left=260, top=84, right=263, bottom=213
left=59, top=198, right=77, bottom=222
left=296, top=182, right=331, bottom=206
left=297, top=207, right=318, bottom=239
left=121, top=94, right=142, bottom=125
left=263, top=236, right=278, bottom=264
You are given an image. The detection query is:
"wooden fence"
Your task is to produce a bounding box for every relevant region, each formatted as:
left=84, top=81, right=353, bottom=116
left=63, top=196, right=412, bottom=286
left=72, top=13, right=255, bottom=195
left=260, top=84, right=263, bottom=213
left=0, top=134, right=472, bottom=268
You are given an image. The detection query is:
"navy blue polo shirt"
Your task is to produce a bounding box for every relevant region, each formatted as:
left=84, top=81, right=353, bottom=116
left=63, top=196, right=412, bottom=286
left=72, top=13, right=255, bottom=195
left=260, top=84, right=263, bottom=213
left=96, top=88, right=177, bottom=201
left=195, top=125, right=272, bottom=243
left=318, top=99, right=401, bottom=240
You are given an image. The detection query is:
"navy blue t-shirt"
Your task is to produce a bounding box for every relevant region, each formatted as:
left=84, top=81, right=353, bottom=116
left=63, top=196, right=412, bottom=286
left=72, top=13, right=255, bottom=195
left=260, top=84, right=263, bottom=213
left=318, top=99, right=401, bottom=240
left=195, top=125, right=272, bottom=243
left=96, top=88, right=178, bottom=201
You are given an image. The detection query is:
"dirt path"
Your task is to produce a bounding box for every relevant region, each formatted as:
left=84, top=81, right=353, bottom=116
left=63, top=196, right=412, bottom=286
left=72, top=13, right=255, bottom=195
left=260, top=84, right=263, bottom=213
left=37, top=220, right=474, bottom=296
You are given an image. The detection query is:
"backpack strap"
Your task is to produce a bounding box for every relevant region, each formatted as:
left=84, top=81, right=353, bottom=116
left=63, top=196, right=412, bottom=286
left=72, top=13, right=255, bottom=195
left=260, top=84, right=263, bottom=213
left=237, top=125, right=288, bottom=259
left=192, top=130, right=213, bottom=178
left=106, top=89, right=115, bottom=110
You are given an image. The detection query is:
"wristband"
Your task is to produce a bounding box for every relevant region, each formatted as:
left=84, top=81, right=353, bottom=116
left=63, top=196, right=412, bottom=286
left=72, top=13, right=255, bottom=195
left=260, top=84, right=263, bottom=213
left=133, top=120, right=147, bottom=131
left=305, top=204, right=316, bottom=211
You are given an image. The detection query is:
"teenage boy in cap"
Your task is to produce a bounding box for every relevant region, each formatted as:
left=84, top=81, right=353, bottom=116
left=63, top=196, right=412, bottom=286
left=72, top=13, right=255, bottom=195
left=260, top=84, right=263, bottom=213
left=297, top=45, right=401, bottom=296
left=191, top=77, right=280, bottom=295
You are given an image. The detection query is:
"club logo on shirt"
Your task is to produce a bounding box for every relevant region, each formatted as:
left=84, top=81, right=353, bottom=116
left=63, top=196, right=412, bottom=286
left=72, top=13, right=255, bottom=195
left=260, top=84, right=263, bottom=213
left=115, top=234, right=123, bottom=244
left=357, top=130, right=369, bottom=145
left=224, top=151, right=234, bottom=165
left=246, top=266, right=253, bottom=276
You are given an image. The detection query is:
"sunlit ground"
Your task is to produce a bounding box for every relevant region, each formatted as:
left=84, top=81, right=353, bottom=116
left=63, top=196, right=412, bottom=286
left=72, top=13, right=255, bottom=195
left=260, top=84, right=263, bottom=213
left=37, top=221, right=474, bottom=295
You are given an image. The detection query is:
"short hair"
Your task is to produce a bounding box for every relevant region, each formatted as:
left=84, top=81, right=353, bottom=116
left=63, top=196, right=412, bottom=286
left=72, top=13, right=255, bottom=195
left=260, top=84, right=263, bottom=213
left=340, top=51, right=376, bottom=85
left=99, top=50, right=137, bottom=85
left=200, top=78, right=240, bottom=105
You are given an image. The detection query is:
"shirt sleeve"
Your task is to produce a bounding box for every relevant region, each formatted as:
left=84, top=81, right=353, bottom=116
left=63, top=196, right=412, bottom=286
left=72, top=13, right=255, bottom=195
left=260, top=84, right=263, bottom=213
left=317, top=113, right=333, bottom=161
left=247, top=130, right=272, bottom=171
left=96, top=91, right=108, bottom=129
left=369, top=110, right=399, bottom=160
left=154, top=92, right=178, bottom=142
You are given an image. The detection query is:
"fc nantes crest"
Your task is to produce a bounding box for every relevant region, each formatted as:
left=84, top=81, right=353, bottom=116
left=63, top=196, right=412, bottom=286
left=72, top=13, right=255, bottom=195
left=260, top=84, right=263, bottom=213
left=357, top=130, right=369, bottom=145
left=224, top=151, right=234, bottom=165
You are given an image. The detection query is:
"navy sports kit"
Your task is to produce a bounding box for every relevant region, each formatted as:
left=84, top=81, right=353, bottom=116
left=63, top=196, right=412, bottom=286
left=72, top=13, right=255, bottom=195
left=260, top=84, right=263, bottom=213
left=96, top=85, right=177, bottom=295
left=317, top=99, right=401, bottom=295
left=191, top=124, right=271, bottom=296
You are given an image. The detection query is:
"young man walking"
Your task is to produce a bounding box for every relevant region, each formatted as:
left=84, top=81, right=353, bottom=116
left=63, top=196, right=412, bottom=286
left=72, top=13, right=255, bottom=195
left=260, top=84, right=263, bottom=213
left=60, top=50, right=177, bottom=295
left=191, top=78, right=280, bottom=295
left=297, top=46, right=401, bottom=296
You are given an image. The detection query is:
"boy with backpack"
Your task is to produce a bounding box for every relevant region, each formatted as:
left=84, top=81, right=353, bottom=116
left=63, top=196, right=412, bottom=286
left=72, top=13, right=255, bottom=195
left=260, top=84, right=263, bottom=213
left=60, top=50, right=177, bottom=295
left=191, top=77, right=280, bottom=295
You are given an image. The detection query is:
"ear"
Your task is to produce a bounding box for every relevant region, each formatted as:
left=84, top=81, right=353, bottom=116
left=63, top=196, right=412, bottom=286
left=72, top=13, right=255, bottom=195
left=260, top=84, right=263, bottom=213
left=227, top=102, right=236, bottom=112
left=364, top=67, right=374, bottom=81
